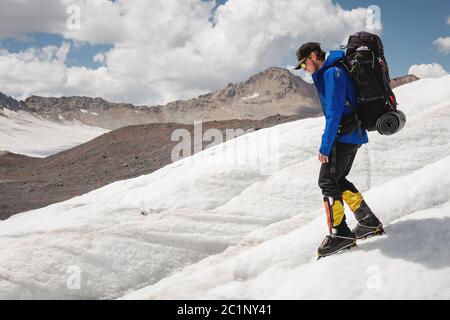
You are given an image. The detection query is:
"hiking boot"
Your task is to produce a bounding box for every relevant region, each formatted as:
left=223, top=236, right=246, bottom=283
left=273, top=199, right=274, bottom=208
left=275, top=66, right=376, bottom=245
left=317, top=220, right=356, bottom=258
left=352, top=201, right=384, bottom=239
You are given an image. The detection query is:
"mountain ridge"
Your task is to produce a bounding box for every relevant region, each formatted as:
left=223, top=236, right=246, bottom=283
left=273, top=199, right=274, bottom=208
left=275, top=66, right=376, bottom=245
left=0, top=70, right=419, bottom=130
left=0, top=67, right=321, bottom=129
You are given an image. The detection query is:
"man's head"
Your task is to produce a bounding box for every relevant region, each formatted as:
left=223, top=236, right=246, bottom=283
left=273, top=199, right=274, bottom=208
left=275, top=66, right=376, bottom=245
left=294, top=42, right=326, bottom=73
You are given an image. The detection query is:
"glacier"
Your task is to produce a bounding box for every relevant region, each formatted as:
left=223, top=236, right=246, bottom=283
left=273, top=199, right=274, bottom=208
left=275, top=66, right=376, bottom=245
left=0, top=76, right=449, bottom=299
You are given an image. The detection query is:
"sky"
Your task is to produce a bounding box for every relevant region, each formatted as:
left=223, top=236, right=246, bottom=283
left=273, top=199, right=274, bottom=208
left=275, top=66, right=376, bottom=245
left=210, top=0, right=450, bottom=78
left=335, top=0, right=450, bottom=77
left=0, top=0, right=448, bottom=105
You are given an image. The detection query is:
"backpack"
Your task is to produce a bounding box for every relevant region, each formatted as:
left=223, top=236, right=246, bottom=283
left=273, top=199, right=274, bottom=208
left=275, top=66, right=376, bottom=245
left=337, top=31, right=405, bottom=135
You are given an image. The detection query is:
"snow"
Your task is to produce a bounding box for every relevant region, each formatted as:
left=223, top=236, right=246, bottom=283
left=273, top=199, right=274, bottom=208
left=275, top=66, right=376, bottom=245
left=0, top=76, right=449, bottom=299
left=80, top=109, right=88, bottom=113
left=123, top=156, right=450, bottom=299
left=241, top=93, right=260, bottom=101
left=0, top=109, right=107, bottom=157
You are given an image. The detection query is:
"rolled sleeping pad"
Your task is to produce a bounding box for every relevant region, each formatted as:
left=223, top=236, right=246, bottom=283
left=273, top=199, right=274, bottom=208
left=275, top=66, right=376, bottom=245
left=376, top=110, right=406, bottom=135
left=396, top=110, right=406, bottom=131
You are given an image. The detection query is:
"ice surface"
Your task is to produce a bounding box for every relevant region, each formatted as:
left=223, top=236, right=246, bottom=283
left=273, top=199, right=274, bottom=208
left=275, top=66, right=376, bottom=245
left=0, top=109, right=107, bottom=157
left=0, top=76, right=449, bottom=299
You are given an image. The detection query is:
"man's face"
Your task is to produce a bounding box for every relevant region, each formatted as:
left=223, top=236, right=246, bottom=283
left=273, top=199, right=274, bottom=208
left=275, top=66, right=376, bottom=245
left=302, top=52, right=323, bottom=74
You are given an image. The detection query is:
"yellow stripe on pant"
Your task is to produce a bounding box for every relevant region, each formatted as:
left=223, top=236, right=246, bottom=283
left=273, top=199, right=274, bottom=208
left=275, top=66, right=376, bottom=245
left=331, top=199, right=345, bottom=227
left=342, top=190, right=364, bottom=212
left=323, top=197, right=345, bottom=230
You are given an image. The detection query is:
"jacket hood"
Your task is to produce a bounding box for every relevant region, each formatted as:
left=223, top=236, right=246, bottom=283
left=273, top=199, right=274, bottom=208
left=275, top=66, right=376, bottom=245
left=314, top=50, right=345, bottom=75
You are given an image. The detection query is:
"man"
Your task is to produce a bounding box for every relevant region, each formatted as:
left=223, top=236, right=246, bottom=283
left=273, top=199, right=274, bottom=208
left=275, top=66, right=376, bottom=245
left=294, top=42, right=384, bottom=258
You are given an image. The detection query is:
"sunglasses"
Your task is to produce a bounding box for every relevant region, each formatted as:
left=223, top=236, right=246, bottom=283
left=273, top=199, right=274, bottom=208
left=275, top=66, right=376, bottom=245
left=298, top=54, right=312, bottom=70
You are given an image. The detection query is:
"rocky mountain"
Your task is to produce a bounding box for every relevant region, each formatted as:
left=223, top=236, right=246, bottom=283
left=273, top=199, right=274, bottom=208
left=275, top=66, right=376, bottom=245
left=22, top=95, right=161, bottom=130
left=166, top=67, right=320, bottom=123
left=390, top=74, right=419, bottom=89
left=1, top=70, right=418, bottom=131
left=1, top=67, right=321, bottom=129
left=0, top=92, right=23, bottom=111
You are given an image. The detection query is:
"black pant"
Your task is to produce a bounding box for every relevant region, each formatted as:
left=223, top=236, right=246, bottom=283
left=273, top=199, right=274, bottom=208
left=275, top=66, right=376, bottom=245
left=318, top=142, right=361, bottom=198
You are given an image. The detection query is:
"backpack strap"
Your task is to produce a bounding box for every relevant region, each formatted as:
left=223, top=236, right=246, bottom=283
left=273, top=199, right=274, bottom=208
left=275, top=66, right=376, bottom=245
left=344, top=100, right=363, bottom=142
left=329, top=60, right=363, bottom=142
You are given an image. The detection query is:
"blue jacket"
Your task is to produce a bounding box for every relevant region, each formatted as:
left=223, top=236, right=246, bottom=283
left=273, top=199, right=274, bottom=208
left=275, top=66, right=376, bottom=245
left=312, top=50, right=368, bottom=156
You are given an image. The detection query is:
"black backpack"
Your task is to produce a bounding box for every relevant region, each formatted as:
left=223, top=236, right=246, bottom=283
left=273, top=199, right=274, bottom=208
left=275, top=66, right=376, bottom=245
left=337, top=31, right=405, bottom=135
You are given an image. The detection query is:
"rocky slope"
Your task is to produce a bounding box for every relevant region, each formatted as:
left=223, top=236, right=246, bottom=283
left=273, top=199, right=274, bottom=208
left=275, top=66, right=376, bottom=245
left=390, top=74, right=419, bottom=89
left=0, top=114, right=303, bottom=219
left=0, top=92, right=24, bottom=111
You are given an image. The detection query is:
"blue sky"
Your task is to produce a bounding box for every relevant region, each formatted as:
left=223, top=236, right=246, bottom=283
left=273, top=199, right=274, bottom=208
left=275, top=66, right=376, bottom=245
left=335, top=0, right=450, bottom=77
left=0, top=0, right=447, bottom=77
left=0, top=32, right=113, bottom=68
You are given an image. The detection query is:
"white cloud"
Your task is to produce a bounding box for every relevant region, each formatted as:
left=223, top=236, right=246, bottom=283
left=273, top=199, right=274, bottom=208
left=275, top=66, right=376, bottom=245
left=447, top=15, right=450, bottom=25
left=0, top=43, right=70, bottom=96
left=0, top=0, right=373, bottom=105
left=93, top=52, right=105, bottom=64
left=408, top=63, right=449, bottom=79
left=0, top=0, right=66, bottom=39
left=434, top=37, right=450, bottom=55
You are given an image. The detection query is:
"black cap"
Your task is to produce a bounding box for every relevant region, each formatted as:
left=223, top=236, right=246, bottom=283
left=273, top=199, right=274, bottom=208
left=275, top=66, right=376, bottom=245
left=294, top=42, right=322, bottom=70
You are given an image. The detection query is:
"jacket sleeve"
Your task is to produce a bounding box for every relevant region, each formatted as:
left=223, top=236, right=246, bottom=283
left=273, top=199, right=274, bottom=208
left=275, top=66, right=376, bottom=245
left=319, top=67, right=347, bottom=156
